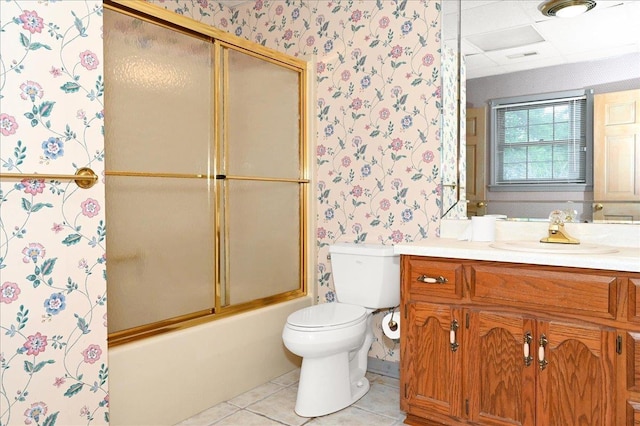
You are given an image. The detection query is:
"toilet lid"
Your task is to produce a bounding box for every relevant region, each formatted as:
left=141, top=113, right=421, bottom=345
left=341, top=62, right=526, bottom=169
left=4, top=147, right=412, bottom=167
left=287, top=303, right=367, bottom=329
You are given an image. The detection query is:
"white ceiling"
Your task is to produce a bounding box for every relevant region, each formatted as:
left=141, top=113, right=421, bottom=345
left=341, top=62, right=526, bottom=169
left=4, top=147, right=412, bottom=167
left=216, top=1, right=640, bottom=80
left=442, top=0, right=640, bottom=79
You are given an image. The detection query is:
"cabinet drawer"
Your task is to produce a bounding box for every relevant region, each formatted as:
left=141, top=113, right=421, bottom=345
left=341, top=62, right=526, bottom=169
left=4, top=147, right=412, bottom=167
left=403, top=257, right=464, bottom=300
left=469, top=264, right=617, bottom=319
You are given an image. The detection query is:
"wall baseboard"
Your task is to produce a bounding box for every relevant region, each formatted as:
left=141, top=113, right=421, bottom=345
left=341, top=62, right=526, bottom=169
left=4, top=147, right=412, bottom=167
left=367, top=357, right=399, bottom=379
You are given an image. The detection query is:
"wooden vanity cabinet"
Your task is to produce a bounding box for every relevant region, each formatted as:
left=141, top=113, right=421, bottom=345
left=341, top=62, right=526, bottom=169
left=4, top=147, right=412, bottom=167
left=400, top=255, right=621, bottom=426
left=624, top=331, right=640, bottom=425
left=624, top=278, right=640, bottom=425
left=402, top=302, right=464, bottom=422
left=464, top=310, right=535, bottom=425
left=467, top=311, right=616, bottom=425
left=400, top=257, right=466, bottom=423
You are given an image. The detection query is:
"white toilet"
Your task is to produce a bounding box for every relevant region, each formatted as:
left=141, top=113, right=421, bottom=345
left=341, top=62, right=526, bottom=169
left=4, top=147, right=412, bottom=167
left=282, top=243, right=400, bottom=417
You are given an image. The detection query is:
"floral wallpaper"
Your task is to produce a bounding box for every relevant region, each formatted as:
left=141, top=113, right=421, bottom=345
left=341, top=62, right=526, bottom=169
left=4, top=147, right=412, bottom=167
left=0, top=0, right=451, bottom=421
left=441, top=44, right=466, bottom=219
left=149, top=0, right=449, bottom=361
left=0, top=1, right=108, bottom=425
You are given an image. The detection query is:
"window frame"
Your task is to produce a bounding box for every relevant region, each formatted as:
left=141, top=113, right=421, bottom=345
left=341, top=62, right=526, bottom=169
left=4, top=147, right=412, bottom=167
left=488, top=89, right=594, bottom=192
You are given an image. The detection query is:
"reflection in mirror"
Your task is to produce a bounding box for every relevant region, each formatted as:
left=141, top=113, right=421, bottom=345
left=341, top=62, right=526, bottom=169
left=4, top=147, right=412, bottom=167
left=441, top=0, right=640, bottom=223
left=440, top=0, right=465, bottom=218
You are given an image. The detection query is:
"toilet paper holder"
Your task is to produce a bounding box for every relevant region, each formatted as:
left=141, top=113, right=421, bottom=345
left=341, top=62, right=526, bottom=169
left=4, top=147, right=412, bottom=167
left=387, top=306, right=398, bottom=332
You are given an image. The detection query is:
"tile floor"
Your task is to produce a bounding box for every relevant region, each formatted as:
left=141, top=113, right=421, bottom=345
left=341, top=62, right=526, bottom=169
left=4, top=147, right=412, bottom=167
left=175, top=369, right=406, bottom=425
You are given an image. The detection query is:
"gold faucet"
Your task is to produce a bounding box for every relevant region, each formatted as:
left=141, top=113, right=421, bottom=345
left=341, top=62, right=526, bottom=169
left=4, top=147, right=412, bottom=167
left=540, top=210, right=580, bottom=244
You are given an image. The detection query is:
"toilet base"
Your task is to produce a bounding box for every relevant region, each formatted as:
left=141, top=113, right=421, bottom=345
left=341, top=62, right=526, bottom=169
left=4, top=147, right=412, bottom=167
left=294, top=351, right=370, bottom=417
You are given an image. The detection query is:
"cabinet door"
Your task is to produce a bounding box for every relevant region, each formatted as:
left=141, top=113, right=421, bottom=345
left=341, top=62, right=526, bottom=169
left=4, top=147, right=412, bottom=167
left=535, top=321, right=616, bottom=426
left=401, top=302, right=464, bottom=421
left=466, top=311, right=536, bottom=426
left=623, top=333, right=640, bottom=425
left=626, top=401, right=640, bottom=426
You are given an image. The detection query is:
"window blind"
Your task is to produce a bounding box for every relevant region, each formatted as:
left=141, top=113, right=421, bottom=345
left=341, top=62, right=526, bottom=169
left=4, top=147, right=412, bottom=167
left=493, top=94, right=587, bottom=185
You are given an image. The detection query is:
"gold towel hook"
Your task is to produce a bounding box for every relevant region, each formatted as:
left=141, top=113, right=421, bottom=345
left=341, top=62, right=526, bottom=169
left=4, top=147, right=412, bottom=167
left=0, top=167, right=99, bottom=189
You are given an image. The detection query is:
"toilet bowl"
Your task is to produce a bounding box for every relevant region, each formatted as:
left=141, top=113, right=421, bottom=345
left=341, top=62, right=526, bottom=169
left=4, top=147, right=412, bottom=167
left=282, top=303, right=372, bottom=417
left=282, top=243, right=400, bottom=417
left=283, top=303, right=368, bottom=357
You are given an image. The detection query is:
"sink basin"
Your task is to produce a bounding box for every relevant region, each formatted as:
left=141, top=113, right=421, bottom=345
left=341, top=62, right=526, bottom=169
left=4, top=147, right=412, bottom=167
left=490, top=241, right=619, bottom=255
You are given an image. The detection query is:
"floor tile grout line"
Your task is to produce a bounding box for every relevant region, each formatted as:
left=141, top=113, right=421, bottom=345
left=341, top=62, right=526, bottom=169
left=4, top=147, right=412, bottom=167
left=244, top=381, right=401, bottom=423
left=352, top=408, right=404, bottom=422
left=227, top=382, right=289, bottom=410
left=243, top=406, right=306, bottom=426
left=368, top=381, right=400, bottom=390
left=251, top=410, right=293, bottom=426
left=189, top=403, right=240, bottom=426
left=183, top=369, right=405, bottom=425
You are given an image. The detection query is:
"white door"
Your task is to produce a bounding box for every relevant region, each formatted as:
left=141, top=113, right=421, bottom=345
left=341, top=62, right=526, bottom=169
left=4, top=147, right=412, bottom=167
left=466, top=107, right=487, bottom=217
left=593, top=89, right=640, bottom=221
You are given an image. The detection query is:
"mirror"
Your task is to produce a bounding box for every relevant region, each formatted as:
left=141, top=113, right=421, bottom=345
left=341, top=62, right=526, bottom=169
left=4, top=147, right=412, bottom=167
left=441, top=0, right=640, bottom=222
left=440, top=0, right=464, bottom=219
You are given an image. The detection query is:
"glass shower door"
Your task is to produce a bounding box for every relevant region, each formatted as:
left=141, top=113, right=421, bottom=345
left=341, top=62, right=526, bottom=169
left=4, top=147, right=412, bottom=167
left=218, top=46, right=306, bottom=308
left=104, top=4, right=308, bottom=342
left=104, top=8, right=215, bottom=334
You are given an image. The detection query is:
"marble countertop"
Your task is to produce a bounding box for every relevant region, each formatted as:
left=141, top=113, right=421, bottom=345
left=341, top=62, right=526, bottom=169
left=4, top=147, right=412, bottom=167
left=394, top=239, right=640, bottom=272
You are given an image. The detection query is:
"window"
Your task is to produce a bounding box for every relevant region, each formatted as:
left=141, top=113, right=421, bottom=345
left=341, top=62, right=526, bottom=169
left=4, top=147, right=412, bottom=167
left=489, top=89, right=593, bottom=190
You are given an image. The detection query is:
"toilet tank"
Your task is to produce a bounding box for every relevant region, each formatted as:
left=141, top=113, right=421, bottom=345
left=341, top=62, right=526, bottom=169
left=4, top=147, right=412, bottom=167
left=329, top=243, right=400, bottom=309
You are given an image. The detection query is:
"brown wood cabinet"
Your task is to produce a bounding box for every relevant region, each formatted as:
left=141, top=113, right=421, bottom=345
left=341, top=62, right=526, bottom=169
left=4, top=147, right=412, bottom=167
left=400, top=255, right=640, bottom=426
left=404, top=303, right=464, bottom=421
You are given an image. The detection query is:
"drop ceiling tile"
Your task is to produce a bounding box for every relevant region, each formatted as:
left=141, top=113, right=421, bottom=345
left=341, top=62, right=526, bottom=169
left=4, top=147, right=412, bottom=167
left=500, top=55, right=567, bottom=74
left=465, top=53, right=499, bottom=69
left=484, top=40, right=562, bottom=66
left=461, top=1, right=532, bottom=36
left=565, top=44, right=640, bottom=64
left=455, top=0, right=640, bottom=78
left=467, top=64, right=509, bottom=79
left=466, top=25, right=544, bottom=52
left=461, top=39, right=484, bottom=56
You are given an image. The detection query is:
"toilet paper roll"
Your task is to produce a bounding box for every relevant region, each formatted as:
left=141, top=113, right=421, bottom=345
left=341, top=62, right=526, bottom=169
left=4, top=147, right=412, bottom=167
left=470, top=216, right=496, bottom=242
left=382, top=312, right=400, bottom=340
left=457, top=216, right=496, bottom=242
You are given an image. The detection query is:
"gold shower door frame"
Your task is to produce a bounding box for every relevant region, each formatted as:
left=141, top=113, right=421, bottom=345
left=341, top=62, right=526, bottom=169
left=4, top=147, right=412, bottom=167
left=105, top=1, right=309, bottom=346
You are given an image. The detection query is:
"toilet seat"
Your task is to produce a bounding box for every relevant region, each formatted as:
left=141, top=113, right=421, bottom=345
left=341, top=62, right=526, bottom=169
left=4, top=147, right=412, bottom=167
left=286, top=303, right=367, bottom=331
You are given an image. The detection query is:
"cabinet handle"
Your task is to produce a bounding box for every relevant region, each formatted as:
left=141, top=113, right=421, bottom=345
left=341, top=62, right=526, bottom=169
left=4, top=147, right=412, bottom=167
left=417, top=275, right=448, bottom=284
left=523, top=332, right=533, bottom=367
left=450, top=319, right=459, bottom=352
left=538, top=334, right=548, bottom=371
